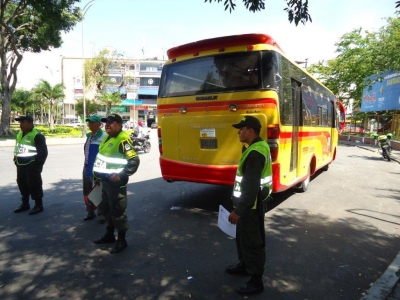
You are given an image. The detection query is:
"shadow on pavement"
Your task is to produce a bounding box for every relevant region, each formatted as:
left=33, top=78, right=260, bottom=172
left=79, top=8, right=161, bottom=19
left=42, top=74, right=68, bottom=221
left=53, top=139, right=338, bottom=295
left=0, top=175, right=399, bottom=300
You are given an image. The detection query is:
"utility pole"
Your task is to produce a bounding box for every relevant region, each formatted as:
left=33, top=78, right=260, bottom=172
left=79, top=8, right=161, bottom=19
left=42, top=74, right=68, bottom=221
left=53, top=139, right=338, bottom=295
left=81, top=0, right=96, bottom=137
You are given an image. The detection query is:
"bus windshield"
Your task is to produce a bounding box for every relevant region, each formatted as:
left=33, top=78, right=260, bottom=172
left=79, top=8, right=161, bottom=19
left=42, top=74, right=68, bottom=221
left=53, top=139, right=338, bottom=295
left=159, top=51, right=278, bottom=97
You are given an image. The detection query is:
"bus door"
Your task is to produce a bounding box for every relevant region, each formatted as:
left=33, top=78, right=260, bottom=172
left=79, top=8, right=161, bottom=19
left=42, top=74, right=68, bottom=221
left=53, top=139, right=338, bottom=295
left=290, top=79, right=302, bottom=178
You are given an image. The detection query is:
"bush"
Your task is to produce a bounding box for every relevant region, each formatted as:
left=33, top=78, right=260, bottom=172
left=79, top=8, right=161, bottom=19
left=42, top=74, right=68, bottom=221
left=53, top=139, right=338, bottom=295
left=49, top=127, right=74, bottom=134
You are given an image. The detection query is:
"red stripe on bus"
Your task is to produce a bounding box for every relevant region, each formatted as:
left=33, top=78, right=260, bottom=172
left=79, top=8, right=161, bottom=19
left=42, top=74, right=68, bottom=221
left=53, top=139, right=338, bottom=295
left=158, top=98, right=277, bottom=111
left=280, top=131, right=332, bottom=139
left=160, top=157, right=236, bottom=186
left=167, top=33, right=283, bottom=59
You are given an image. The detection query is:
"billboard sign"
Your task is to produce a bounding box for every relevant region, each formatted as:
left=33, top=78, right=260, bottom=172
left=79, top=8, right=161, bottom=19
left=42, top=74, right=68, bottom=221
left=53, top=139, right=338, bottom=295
left=361, top=70, right=400, bottom=112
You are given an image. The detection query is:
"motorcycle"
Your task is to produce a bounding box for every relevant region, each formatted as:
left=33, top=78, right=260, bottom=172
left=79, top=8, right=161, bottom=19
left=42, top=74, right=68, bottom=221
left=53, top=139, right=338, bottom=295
left=377, top=133, right=393, bottom=161
left=130, top=130, right=151, bottom=153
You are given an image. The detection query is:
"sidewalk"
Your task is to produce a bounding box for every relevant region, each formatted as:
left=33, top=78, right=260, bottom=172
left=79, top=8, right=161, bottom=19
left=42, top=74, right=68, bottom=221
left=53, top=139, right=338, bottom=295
left=0, top=137, right=86, bottom=147
left=339, top=140, right=400, bottom=300
left=340, top=139, right=400, bottom=163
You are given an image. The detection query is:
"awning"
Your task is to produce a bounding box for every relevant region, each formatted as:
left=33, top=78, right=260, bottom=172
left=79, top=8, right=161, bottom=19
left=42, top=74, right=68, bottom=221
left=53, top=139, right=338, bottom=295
left=121, top=99, right=143, bottom=106
left=137, top=87, right=158, bottom=96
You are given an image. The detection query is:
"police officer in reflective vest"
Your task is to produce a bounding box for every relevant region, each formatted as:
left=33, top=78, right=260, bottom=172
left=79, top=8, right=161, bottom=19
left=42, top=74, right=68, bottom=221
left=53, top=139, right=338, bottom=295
left=92, top=114, right=140, bottom=254
left=13, top=115, right=48, bottom=215
left=226, top=115, right=272, bottom=295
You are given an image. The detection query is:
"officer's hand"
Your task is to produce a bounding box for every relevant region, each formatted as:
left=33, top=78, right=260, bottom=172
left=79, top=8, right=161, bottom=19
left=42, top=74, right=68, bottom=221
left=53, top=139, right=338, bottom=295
left=109, top=173, right=120, bottom=182
left=228, top=211, right=240, bottom=225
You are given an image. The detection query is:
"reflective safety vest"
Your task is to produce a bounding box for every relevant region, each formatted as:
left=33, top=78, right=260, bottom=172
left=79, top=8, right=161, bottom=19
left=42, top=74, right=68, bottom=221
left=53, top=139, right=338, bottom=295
left=93, top=131, right=130, bottom=176
left=14, top=128, right=39, bottom=165
left=233, top=140, right=272, bottom=209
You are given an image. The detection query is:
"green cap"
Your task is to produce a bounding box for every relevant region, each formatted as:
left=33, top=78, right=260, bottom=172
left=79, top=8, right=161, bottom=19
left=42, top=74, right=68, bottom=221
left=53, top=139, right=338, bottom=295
left=86, top=115, right=102, bottom=123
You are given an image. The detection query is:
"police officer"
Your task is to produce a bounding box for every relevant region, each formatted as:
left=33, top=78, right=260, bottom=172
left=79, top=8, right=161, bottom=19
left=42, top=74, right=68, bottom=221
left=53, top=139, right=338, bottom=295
left=13, top=115, right=48, bottom=215
left=226, top=116, right=272, bottom=295
left=92, top=114, right=140, bottom=254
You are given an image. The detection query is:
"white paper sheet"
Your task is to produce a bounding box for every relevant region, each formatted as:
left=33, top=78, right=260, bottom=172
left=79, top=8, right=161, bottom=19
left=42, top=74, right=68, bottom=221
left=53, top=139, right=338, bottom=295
left=218, top=205, right=236, bottom=238
left=87, top=181, right=102, bottom=207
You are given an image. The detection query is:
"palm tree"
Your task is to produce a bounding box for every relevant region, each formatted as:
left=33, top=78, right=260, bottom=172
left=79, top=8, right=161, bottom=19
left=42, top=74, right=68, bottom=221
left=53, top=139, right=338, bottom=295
left=29, top=91, right=45, bottom=124
left=11, top=88, right=42, bottom=120
left=11, top=89, right=31, bottom=115
left=98, top=91, right=122, bottom=115
left=33, top=80, right=65, bottom=130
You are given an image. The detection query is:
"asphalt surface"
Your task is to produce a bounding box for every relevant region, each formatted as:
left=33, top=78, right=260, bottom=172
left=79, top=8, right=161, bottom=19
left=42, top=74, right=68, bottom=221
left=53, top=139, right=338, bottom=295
left=0, top=135, right=399, bottom=299
left=338, top=139, right=400, bottom=300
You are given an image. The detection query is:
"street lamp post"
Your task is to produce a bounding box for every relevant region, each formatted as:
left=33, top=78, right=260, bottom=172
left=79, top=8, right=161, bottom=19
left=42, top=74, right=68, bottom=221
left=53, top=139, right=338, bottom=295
left=295, top=58, right=308, bottom=68
left=81, top=0, right=96, bottom=137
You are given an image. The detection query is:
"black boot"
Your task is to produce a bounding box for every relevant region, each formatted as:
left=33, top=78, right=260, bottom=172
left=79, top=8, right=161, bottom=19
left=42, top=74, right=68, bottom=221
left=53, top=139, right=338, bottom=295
left=29, top=205, right=44, bottom=215
left=236, top=275, right=264, bottom=295
left=93, top=227, right=115, bottom=244
left=83, top=212, right=96, bottom=221
left=110, top=231, right=128, bottom=254
left=29, top=199, right=44, bottom=215
left=225, top=261, right=249, bottom=276
left=14, top=202, right=30, bottom=213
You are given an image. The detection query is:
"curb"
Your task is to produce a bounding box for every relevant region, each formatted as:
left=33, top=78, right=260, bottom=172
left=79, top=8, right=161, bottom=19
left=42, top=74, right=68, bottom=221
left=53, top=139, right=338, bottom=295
left=361, top=253, right=400, bottom=300
left=0, top=138, right=86, bottom=147
left=356, top=145, right=400, bottom=163
left=339, top=141, right=400, bottom=163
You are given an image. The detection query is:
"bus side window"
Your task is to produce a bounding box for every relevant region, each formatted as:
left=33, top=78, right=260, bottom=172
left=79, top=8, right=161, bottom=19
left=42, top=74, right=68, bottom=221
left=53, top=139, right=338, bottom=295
left=302, top=99, right=312, bottom=126
left=280, top=58, right=292, bottom=125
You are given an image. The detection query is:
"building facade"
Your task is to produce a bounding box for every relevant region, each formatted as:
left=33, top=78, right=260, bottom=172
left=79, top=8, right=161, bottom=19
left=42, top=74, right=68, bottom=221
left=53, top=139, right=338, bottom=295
left=61, top=57, right=164, bottom=126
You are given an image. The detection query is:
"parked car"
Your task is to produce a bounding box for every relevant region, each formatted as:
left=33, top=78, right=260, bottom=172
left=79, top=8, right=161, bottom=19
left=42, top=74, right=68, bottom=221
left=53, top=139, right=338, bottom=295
left=150, top=122, right=158, bottom=129
left=65, top=120, right=84, bottom=127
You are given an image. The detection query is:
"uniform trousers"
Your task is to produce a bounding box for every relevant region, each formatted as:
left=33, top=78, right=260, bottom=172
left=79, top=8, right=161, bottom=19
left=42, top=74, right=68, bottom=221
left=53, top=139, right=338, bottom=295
left=101, top=180, right=129, bottom=232
left=235, top=207, right=266, bottom=276
left=16, top=163, right=43, bottom=205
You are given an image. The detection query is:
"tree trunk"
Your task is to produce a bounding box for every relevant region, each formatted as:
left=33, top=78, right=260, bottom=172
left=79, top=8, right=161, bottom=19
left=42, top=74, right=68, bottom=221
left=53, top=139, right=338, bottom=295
left=1, top=91, right=12, bottom=136
left=49, top=100, right=55, bottom=130
left=40, top=104, right=44, bottom=124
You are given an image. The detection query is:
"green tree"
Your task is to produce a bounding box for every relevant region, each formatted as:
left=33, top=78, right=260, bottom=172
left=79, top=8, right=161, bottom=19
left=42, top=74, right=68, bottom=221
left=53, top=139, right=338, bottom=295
left=308, top=17, right=400, bottom=110
left=75, top=99, right=100, bottom=116
left=11, top=88, right=32, bottom=115
left=85, top=48, right=128, bottom=92
left=29, top=91, right=46, bottom=124
left=98, top=92, right=122, bottom=116
left=84, top=48, right=128, bottom=117
left=0, top=0, right=81, bottom=136
left=205, top=0, right=311, bottom=25
left=84, top=48, right=113, bottom=92
left=206, top=0, right=399, bottom=25
left=33, top=80, right=65, bottom=130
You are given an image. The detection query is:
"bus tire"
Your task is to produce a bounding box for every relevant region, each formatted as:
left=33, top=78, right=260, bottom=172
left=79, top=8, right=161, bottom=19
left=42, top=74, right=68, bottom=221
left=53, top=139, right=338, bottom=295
left=296, top=167, right=310, bottom=193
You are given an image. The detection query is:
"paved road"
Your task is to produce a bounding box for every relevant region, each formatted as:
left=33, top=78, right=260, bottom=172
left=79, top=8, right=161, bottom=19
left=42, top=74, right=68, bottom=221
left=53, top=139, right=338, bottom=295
left=0, top=132, right=399, bottom=300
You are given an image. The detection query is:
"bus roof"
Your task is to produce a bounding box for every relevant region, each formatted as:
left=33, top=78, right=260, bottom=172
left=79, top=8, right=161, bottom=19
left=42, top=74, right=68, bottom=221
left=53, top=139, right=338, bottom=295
left=167, top=33, right=284, bottom=59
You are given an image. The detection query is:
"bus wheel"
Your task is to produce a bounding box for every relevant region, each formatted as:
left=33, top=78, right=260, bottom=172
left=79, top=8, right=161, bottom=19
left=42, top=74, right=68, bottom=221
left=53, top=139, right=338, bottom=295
left=296, top=168, right=310, bottom=193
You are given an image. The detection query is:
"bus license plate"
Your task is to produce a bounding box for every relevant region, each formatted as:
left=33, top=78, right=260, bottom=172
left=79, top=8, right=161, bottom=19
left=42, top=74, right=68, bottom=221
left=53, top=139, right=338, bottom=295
left=200, top=138, right=217, bottom=149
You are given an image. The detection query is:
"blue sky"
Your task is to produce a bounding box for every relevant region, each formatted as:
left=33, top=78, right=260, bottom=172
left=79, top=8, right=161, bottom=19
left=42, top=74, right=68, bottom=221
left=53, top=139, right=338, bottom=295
left=18, top=0, right=397, bottom=89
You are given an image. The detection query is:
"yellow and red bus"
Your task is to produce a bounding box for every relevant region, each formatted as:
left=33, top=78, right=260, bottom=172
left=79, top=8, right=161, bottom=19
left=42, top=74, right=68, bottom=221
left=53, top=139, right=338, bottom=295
left=157, top=33, right=341, bottom=193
